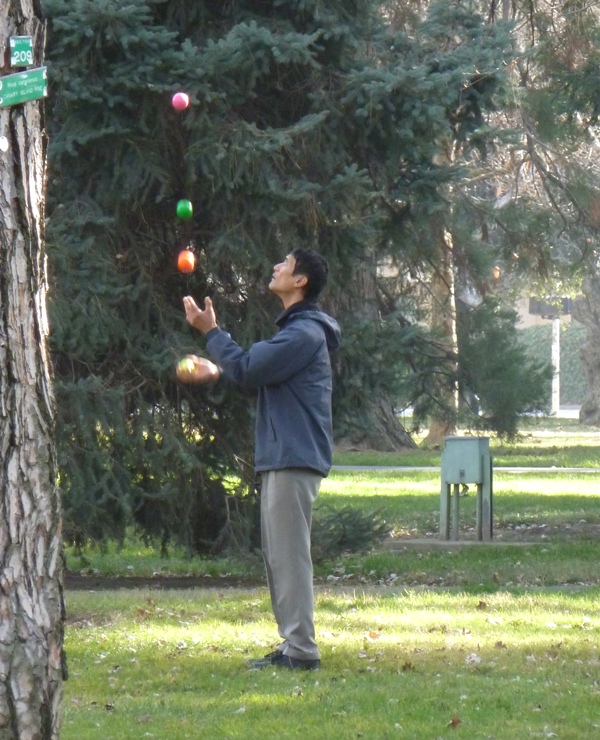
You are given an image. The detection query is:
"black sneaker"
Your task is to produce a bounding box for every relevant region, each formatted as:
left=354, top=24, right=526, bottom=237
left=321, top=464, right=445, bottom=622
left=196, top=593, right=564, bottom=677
left=248, top=650, right=321, bottom=671
left=247, top=650, right=284, bottom=670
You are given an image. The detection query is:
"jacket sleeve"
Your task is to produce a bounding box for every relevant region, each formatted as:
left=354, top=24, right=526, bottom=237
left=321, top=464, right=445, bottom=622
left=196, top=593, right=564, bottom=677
left=206, top=322, right=322, bottom=390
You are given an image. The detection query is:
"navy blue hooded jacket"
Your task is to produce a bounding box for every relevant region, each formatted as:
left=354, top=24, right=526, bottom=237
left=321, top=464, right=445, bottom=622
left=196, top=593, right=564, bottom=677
left=205, top=300, right=341, bottom=477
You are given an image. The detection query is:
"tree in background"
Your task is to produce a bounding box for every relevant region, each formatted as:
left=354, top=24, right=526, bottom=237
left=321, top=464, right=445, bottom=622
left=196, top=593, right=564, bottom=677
left=572, top=274, right=600, bottom=424
left=0, top=3, right=65, bottom=736
left=42, top=0, right=552, bottom=552
left=468, top=0, right=600, bottom=421
left=401, top=0, right=600, bottom=432
left=531, top=0, right=600, bottom=425
left=457, top=298, right=552, bottom=436
left=378, top=1, right=540, bottom=441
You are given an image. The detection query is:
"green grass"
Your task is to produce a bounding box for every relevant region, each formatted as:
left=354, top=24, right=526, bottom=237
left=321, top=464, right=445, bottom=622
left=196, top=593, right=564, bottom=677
left=67, top=468, right=600, bottom=585
left=67, top=468, right=600, bottom=587
left=62, top=419, right=600, bottom=737
left=67, top=540, right=266, bottom=581
left=340, top=541, right=600, bottom=590
left=332, top=417, right=600, bottom=468
left=63, top=587, right=600, bottom=739
left=319, top=468, right=600, bottom=535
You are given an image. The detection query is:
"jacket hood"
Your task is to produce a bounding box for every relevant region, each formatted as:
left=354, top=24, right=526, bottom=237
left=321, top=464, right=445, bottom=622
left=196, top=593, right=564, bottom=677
left=275, top=300, right=341, bottom=351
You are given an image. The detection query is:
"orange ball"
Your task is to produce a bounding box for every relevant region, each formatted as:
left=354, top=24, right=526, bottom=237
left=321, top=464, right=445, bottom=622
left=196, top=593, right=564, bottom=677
left=177, top=249, right=195, bottom=273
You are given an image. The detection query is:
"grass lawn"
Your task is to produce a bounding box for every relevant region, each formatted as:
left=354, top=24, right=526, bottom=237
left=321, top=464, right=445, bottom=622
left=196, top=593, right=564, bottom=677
left=63, top=587, right=600, bottom=739
left=332, top=417, right=600, bottom=468
left=62, top=418, right=600, bottom=738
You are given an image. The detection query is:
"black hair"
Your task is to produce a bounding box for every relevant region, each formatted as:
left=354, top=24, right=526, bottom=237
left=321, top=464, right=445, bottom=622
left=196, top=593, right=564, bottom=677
left=291, top=248, right=329, bottom=301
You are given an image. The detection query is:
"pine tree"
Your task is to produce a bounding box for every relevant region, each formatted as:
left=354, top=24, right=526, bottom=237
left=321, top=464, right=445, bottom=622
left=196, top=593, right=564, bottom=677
left=42, top=0, right=552, bottom=550
left=44, top=0, right=397, bottom=550
left=466, top=0, right=600, bottom=423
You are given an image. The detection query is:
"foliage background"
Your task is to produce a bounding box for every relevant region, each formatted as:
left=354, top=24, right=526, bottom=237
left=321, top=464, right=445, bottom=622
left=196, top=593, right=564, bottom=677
left=519, top=322, right=586, bottom=406
left=41, top=0, right=570, bottom=553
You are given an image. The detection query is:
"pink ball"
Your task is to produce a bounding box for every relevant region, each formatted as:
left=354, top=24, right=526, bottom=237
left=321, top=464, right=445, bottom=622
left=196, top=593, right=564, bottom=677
left=172, top=92, right=190, bottom=111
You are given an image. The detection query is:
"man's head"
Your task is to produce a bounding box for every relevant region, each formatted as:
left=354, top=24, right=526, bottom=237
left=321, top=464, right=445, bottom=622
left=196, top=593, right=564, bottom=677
left=290, top=248, right=329, bottom=301
left=269, top=249, right=329, bottom=308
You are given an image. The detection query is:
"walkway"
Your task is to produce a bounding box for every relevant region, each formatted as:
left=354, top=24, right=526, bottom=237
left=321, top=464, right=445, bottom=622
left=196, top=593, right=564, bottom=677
left=332, top=466, right=600, bottom=473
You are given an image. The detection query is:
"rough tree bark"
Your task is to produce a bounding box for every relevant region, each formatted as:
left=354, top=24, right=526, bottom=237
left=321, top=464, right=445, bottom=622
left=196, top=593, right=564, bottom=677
left=0, top=4, right=65, bottom=738
left=329, top=261, right=416, bottom=451
left=424, top=222, right=459, bottom=446
left=572, top=273, right=600, bottom=426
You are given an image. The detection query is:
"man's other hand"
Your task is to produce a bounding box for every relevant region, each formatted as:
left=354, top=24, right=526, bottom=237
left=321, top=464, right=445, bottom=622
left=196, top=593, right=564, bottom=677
left=183, top=295, right=218, bottom=334
left=176, top=355, right=220, bottom=384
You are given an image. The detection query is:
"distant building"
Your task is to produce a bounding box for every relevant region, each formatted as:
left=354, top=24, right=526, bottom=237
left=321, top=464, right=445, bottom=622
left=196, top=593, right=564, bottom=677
left=516, top=295, right=575, bottom=329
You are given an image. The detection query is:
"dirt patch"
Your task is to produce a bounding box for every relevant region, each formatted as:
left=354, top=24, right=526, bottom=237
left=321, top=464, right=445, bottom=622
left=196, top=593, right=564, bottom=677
left=479, top=521, right=600, bottom=542
left=386, top=521, right=600, bottom=547
left=65, top=572, right=263, bottom=591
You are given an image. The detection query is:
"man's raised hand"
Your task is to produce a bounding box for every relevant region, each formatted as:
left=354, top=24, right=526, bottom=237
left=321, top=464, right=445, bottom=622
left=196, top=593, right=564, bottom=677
left=183, top=295, right=218, bottom=334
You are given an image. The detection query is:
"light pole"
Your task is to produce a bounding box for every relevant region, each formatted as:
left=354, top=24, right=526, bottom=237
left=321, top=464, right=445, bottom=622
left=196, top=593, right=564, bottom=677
left=551, top=316, right=560, bottom=416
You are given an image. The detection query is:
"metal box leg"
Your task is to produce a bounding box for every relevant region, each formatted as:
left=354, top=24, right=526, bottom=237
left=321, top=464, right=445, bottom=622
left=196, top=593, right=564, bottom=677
left=452, top=483, right=460, bottom=541
left=440, top=483, right=451, bottom=540
left=481, top=458, right=493, bottom=541
left=476, top=483, right=482, bottom=540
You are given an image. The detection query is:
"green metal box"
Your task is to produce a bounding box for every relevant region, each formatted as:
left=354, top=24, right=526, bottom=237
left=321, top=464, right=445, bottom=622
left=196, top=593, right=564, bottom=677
left=441, top=436, right=490, bottom=484
left=440, top=436, right=493, bottom=541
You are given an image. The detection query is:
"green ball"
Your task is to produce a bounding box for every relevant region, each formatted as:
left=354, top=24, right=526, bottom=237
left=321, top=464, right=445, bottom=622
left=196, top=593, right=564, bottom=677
left=176, top=199, right=193, bottom=220
left=178, top=358, right=195, bottom=373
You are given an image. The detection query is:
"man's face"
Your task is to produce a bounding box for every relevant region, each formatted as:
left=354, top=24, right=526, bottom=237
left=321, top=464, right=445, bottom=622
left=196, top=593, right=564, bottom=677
left=269, top=254, right=306, bottom=297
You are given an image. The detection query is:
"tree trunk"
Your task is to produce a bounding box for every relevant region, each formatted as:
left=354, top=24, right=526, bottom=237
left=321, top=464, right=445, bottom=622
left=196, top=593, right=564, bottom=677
left=0, top=5, right=65, bottom=739
left=335, top=397, right=416, bottom=451
left=425, top=223, right=459, bottom=446
left=328, top=260, right=416, bottom=451
left=572, top=273, right=600, bottom=426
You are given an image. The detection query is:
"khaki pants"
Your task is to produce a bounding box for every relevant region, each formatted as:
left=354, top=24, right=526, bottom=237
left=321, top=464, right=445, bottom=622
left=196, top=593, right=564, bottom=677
left=260, top=469, right=322, bottom=660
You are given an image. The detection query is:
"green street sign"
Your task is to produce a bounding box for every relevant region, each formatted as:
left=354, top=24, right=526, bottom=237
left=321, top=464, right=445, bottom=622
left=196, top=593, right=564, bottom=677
left=0, top=67, right=47, bottom=108
left=9, top=36, right=34, bottom=67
